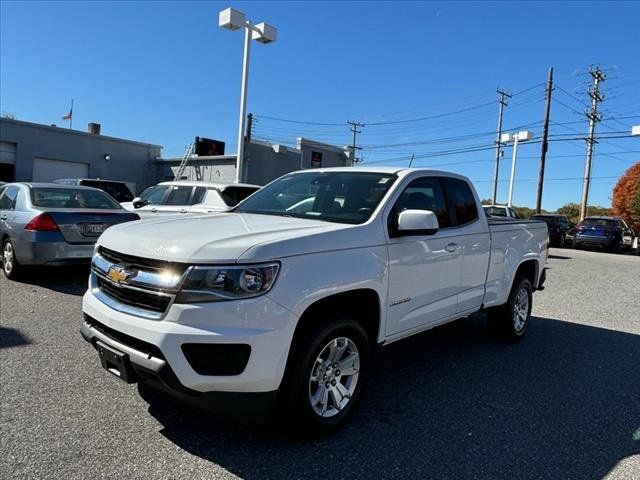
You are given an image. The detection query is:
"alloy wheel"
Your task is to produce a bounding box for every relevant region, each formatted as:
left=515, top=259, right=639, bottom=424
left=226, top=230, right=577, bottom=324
left=512, top=287, right=529, bottom=332
left=308, top=337, right=360, bottom=418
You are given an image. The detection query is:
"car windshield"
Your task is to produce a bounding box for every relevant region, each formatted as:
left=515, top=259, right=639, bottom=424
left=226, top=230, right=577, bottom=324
left=30, top=187, right=121, bottom=209
left=235, top=171, right=397, bottom=224
left=581, top=218, right=615, bottom=227
left=81, top=180, right=134, bottom=202
left=484, top=206, right=507, bottom=217
left=139, top=185, right=170, bottom=204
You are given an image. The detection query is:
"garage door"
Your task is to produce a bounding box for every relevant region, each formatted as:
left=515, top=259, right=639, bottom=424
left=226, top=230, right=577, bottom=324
left=32, top=158, right=89, bottom=182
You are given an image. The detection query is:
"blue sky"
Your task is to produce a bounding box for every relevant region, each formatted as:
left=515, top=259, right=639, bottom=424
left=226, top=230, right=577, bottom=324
left=1, top=1, right=639, bottom=210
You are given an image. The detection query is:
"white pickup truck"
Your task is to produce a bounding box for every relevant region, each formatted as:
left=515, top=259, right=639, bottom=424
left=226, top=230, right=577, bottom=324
left=81, top=167, right=548, bottom=434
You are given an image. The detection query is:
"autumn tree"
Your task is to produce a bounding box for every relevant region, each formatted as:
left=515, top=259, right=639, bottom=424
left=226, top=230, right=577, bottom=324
left=612, top=162, right=640, bottom=231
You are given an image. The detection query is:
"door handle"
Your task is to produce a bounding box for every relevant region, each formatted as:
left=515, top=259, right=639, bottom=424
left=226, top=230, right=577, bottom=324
left=179, top=209, right=187, bottom=214
left=445, top=243, right=458, bottom=253
left=150, top=208, right=157, bottom=213
left=0, top=215, right=7, bottom=220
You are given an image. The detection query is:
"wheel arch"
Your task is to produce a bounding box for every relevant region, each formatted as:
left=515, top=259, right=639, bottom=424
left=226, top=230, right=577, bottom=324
left=511, top=259, right=539, bottom=292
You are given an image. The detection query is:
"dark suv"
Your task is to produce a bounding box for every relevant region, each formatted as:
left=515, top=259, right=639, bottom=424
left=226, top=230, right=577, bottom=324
left=574, top=216, right=635, bottom=253
left=530, top=214, right=574, bottom=247
left=53, top=178, right=134, bottom=203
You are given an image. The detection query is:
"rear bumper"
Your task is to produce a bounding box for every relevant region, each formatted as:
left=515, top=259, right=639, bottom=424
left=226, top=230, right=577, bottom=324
left=574, top=235, right=616, bottom=247
left=14, top=236, right=95, bottom=265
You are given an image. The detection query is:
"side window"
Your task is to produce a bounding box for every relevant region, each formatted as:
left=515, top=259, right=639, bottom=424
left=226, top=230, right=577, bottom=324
left=191, top=187, right=207, bottom=205
left=0, top=186, right=19, bottom=210
left=509, top=208, right=520, bottom=219
left=389, top=177, right=450, bottom=234
left=164, top=186, right=194, bottom=205
left=440, top=178, right=479, bottom=226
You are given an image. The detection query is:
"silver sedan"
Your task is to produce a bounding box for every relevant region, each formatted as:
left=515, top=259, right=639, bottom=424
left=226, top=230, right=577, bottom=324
left=0, top=183, right=140, bottom=279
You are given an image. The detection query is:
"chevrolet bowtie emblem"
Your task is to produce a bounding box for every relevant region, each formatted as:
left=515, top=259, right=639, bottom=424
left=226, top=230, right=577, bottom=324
left=106, top=265, right=135, bottom=284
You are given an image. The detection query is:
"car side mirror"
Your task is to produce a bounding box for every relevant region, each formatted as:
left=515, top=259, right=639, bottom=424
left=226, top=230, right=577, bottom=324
left=397, top=209, right=439, bottom=235
left=132, top=197, right=147, bottom=209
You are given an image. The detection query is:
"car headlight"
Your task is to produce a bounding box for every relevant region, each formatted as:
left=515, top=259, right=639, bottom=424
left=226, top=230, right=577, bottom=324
left=175, top=263, right=280, bottom=303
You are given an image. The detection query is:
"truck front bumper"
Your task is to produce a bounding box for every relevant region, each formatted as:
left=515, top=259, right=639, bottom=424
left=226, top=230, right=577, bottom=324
left=81, top=288, right=298, bottom=397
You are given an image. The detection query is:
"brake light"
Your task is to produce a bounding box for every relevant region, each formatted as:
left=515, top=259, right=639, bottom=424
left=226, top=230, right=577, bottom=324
left=24, top=213, right=59, bottom=232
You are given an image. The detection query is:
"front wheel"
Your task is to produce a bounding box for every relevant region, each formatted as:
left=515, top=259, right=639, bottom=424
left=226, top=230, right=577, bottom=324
left=487, top=277, right=533, bottom=342
left=280, top=315, right=371, bottom=436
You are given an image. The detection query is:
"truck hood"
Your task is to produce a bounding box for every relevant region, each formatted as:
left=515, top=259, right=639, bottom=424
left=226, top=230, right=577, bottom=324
left=97, top=212, right=378, bottom=263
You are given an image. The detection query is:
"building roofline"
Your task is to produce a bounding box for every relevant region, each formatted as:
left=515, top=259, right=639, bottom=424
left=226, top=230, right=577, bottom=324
left=0, top=117, right=163, bottom=149
left=157, top=154, right=238, bottom=162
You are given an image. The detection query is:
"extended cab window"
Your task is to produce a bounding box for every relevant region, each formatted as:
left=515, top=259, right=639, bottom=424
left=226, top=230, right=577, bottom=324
left=441, top=177, right=478, bottom=226
left=391, top=177, right=450, bottom=230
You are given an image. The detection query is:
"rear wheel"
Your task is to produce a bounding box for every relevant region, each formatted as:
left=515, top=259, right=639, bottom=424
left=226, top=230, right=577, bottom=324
left=2, top=239, right=21, bottom=280
left=487, top=277, right=532, bottom=342
left=280, top=315, right=371, bottom=436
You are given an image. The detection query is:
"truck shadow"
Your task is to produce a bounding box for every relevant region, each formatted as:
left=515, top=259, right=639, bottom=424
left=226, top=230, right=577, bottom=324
left=12, top=265, right=90, bottom=296
left=143, top=315, right=640, bottom=480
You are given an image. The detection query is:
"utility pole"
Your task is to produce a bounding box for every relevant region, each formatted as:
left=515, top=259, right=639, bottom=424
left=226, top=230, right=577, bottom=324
left=492, top=89, right=511, bottom=204
left=347, top=120, right=364, bottom=165
left=535, top=67, right=554, bottom=213
left=579, top=66, right=605, bottom=221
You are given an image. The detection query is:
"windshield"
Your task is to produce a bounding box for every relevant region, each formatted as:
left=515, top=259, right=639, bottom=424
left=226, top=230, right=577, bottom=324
left=30, top=187, right=121, bottom=209
left=235, top=171, right=397, bottom=224
left=139, top=185, right=170, bottom=204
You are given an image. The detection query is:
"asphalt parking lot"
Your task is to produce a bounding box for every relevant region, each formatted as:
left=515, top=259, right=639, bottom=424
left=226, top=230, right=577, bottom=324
left=1, top=248, right=639, bottom=480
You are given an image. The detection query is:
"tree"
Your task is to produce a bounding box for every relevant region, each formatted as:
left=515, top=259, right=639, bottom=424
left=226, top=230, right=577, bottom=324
left=629, top=188, right=640, bottom=232
left=556, top=202, right=612, bottom=224
left=612, top=162, right=640, bottom=231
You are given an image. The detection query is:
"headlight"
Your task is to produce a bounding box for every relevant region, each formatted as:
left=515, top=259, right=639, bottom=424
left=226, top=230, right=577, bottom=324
left=175, top=263, right=280, bottom=303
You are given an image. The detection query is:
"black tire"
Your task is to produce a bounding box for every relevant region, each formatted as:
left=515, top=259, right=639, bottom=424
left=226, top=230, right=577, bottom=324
left=1, top=238, right=21, bottom=280
left=487, top=277, right=532, bottom=342
left=559, top=234, right=566, bottom=248
left=280, top=315, right=371, bottom=437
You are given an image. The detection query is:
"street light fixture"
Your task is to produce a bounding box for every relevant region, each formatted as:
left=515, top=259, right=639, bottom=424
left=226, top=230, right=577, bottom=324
left=500, top=131, right=534, bottom=207
left=219, top=7, right=277, bottom=183
left=632, top=125, right=640, bottom=136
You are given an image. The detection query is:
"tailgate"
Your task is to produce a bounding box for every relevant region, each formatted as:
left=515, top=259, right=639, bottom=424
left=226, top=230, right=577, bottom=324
left=47, top=211, right=138, bottom=243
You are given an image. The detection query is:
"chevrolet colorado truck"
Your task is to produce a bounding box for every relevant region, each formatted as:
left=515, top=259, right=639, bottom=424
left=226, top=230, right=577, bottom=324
left=81, top=167, right=548, bottom=434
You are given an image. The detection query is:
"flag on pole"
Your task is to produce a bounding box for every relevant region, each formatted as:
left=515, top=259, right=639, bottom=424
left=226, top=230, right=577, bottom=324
left=62, top=99, right=74, bottom=129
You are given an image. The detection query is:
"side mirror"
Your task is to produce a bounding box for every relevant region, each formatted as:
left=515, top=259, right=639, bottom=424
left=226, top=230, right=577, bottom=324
left=132, top=197, right=147, bottom=209
left=397, top=209, right=439, bottom=235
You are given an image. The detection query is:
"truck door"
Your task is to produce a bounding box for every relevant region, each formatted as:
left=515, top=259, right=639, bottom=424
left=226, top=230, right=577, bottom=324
left=439, top=177, right=491, bottom=313
left=385, top=176, right=462, bottom=337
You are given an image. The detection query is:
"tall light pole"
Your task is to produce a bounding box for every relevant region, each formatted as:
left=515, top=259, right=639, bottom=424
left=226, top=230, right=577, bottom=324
left=501, top=131, right=534, bottom=207
left=219, top=8, right=277, bottom=183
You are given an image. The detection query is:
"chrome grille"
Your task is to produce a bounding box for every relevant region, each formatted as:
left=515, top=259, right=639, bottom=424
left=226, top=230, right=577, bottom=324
left=91, top=247, right=189, bottom=319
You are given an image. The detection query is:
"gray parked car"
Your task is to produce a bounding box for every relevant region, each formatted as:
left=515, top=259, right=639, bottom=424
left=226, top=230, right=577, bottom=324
left=0, top=183, right=140, bottom=279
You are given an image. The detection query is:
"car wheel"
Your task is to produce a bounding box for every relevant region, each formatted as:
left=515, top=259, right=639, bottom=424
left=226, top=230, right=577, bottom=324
left=487, top=277, right=532, bottom=342
left=559, top=234, right=566, bottom=248
left=2, top=238, right=21, bottom=280
left=280, top=315, right=371, bottom=436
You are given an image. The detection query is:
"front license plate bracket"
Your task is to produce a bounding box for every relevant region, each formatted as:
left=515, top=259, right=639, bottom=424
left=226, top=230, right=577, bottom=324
left=95, top=340, right=138, bottom=383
